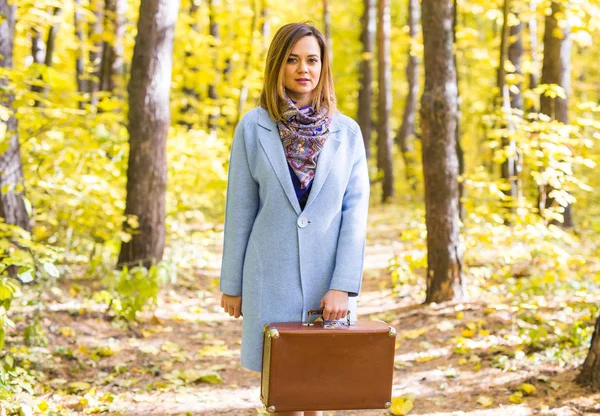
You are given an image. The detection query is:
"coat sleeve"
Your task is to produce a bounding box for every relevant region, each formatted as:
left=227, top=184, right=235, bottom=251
left=219, top=121, right=259, bottom=296
left=328, top=129, right=370, bottom=297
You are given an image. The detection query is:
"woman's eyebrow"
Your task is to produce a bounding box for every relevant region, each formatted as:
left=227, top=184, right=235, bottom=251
left=289, top=53, right=320, bottom=58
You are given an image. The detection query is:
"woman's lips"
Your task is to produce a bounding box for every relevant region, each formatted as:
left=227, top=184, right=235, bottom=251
left=295, top=79, right=310, bottom=85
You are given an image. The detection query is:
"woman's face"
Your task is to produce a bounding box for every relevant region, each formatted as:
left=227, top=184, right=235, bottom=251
left=283, top=35, right=322, bottom=108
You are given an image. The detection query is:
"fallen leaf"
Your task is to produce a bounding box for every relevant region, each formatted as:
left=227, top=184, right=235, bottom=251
left=59, top=326, right=76, bottom=337
left=477, top=396, right=494, bottom=407
left=390, top=395, right=415, bottom=415
left=509, top=391, right=524, bottom=404
left=436, top=320, right=454, bottom=332
left=520, top=383, right=536, bottom=396
left=68, top=381, right=91, bottom=393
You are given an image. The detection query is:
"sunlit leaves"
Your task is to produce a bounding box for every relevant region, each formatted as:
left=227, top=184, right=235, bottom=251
left=390, top=394, right=415, bottom=415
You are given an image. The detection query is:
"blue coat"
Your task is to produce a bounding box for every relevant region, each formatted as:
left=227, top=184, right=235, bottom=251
left=219, top=106, right=370, bottom=372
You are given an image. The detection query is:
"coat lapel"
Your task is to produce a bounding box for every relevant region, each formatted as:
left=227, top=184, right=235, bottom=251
left=257, top=108, right=341, bottom=214
left=257, top=109, right=302, bottom=214
left=304, top=118, right=341, bottom=209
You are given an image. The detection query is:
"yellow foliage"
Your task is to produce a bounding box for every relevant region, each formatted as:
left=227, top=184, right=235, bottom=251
left=390, top=395, right=415, bottom=415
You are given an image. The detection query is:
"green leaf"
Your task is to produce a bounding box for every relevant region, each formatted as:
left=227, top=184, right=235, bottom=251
left=18, top=268, right=34, bottom=283
left=43, top=262, right=60, bottom=278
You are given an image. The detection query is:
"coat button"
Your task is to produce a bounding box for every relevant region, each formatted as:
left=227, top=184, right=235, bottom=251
left=297, top=216, right=309, bottom=228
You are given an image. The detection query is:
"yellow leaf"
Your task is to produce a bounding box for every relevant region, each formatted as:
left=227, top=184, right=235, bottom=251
left=520, top=383, right=536, bottom=395
left=59, top=326, right=75, bottom=337
left=415, top=354, right=435, bottom=363
left=37, top=401, right=48, bottom=412
left=68, top=381, right=91, bottom=393
left=477, top=396, right=494, bottom=407
left=390, top=395, right=415, bottom=415
left=402, top=328, right=427, bottom=340
left=461, top=329, right=475, bottom=338
left=509, top=391, right=524, bottom=404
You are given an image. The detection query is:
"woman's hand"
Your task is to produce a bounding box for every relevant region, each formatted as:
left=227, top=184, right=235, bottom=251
left=221, top=293, right=243, bottom=318
left=320, top=289, right=349, bottom=321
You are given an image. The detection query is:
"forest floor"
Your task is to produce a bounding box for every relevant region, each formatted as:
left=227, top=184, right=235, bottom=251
left=4, top=204, right=600, bottom=415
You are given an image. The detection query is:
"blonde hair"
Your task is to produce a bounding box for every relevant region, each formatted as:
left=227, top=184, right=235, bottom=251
left=259, top=22, right=336, bottom=121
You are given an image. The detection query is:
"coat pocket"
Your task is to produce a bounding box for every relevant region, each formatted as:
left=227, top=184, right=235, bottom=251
left=241, top=241, right=263, bottom=317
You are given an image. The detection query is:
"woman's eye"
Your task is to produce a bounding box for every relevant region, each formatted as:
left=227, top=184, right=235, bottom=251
left=287, top=58, right=296, bottom=63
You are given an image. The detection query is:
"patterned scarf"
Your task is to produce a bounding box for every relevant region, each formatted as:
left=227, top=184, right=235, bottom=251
left=277, top=97, right=330, bottom=189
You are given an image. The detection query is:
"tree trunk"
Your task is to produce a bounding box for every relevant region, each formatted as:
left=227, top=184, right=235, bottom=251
left=508, top=18, right=524, bottom=201
left=44, top=7, right=61, bottom=68
left=0, top=0, right=30, bottom=232
left=420, top=0, right=463, bottom=303
left=88, top=0, right=104, bottom=106
left=539, top=0, right=573, bottom=227
left=32, top=7, right=62, bottom=106
left=395, top=0, right=419, bottom=191
left=117, top=0, right=180, bottom=268
left=74, top=0, right=86, bottom=108
left=260, top=0, right=270, bottom=55
left=508, top=20, right=523, bottom=111
left=453, top=0, right=465, bottom=221
left=181, top=1, right=201, bottom=127
left=358, top=0, right=375, bottom=159
left=235, top=0, right=257, bottom=127
left=323, top=0, right=333, bottom=63
left=527, top=0, right=539, bottom=103
left=31, top=28, right=45, bottom=65
left=207, top=0, right=220, bottom=132
left=100, top=0, right=126, bottom=93
left=498, top=0, right=518, bottom=217
left=576, top=312, right=600, bottom=391
left=377, top=0, right=394, bottom=202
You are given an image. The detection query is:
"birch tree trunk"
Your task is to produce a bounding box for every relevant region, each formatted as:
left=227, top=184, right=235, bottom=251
left=0, top=0, right=30, bottom=232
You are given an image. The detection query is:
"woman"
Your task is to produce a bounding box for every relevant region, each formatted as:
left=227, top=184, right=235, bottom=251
left=219, top=22, right=370, bottom=416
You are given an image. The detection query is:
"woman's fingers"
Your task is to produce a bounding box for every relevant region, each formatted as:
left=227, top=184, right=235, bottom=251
left=323, top=306, right=347, bottom=321
left=221, top=295, right=243, bottom=318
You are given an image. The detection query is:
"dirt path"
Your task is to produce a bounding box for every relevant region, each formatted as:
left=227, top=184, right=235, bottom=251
left=8, top=204, right=600, bottom=415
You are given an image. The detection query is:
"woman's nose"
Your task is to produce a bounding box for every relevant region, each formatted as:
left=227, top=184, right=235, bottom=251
left=297, top=61, right=308, bottom=73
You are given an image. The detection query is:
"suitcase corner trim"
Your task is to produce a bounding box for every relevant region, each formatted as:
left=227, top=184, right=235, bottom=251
left=260, top=325, right=275, bottom=410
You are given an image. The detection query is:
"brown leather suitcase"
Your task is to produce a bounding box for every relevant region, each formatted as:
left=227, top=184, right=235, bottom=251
left=260, top=310, right=397, bottom=413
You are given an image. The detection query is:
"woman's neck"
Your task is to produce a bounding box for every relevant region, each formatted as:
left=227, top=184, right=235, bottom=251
left=286, top=91, right=311, bottom=108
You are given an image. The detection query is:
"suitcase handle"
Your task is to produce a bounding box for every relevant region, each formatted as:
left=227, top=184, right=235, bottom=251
left=303, top=308, right=352, bottom=327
